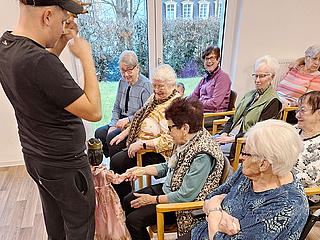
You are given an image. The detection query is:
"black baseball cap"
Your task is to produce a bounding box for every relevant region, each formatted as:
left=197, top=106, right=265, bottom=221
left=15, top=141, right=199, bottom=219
left=22, top=0, right=83, bottom=14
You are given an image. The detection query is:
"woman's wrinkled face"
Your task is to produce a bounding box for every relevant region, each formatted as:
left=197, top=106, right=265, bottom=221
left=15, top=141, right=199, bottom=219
left=204, top=52, right=220, bottom=73
left=305, top=53, right=320, bottom=73
left=119, top=62, right=139, bottom=85
left=241, top=146, right=262, bottom=179
left=253, top=65, right=273, bottom=92
left=296, top=99, right=319, bottom=131
left=152, top=79, right=175, bottom=100
left=167, top=119, right=185, bottom=145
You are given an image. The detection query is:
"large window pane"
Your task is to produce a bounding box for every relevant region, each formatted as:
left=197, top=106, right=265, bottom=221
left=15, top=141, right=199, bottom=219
left=162, top=0, right=226, bottom=96
left=78, top=0, right=148, bottom=130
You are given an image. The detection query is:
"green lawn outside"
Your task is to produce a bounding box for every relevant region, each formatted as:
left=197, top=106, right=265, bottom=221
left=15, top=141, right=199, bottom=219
left=92, top=77, right=201, bottom=131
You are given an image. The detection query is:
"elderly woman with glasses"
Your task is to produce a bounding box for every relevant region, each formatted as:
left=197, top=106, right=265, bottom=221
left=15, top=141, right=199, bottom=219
left=122, top=97, right=225, bottom=239
left=215, top=55, right=281, bottom=159
left=106, top=64, right=180, bottom=204
left=293, top=91, right=320, bottom=205
left=277, top=44, right=320, bottom=123
left=94, top=50, right=152, bottom=158
left=190, top=120, right=309, bottom=240
left=190, top=46, right=231, bottom=128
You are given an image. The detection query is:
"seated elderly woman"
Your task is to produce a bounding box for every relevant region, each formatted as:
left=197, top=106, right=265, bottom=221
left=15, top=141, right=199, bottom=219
left=95, top=50, right=152, bottom=158
left=190, top=46, right=231, bottom=128
left=215, top=55, right=281, bottom=158
left=293, top=91, right=320, bottom=205
left=190, top=120, right=309, bottom=240
left=122, top=97, right=225, bottom=240
left=277, top=44, right=320, bottom=123
left=106, top=64, right=180, bottom=203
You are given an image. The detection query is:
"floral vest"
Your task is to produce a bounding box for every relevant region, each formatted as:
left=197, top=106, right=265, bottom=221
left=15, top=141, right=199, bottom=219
left=170, top=128, right=224, bottom=236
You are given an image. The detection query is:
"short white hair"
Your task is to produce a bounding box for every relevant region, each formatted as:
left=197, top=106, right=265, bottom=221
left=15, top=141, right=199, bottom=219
left=245, top=119, right=303, bottom=176
left=254, top=55, right=279, bottom=75
left=305, top=44, right=320, bottom=58
left=151, top=64, right=177, bottom=86
left=118, top=50, right=139, bottom=68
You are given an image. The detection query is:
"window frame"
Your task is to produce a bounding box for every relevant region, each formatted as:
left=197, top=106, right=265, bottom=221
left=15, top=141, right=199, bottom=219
left=199, top=0, right=210, bottom=19
left=164, top=1, right=177, bottom=20
left=182, top=1, right=194, bottom=19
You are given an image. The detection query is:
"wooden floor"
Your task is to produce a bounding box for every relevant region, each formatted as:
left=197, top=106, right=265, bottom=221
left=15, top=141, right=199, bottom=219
left=0, top=165, right=319, bottom=240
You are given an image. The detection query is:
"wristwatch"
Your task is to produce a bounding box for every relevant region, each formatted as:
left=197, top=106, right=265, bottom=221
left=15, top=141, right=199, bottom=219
left=206, top=206, right=222, bottom=217
left=142, top=140, right=147, bottom=149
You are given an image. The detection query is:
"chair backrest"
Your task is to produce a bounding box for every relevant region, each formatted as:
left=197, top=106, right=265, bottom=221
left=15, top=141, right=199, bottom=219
left=281, top=106, right=298, bottom=122
left=228, top=90, right=237, bottom=110
left=219, top=156, right=231, bottom=185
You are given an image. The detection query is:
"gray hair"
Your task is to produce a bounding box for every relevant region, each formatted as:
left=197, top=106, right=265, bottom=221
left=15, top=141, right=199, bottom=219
left=245, top=119, right=303, bottom=176
left=305, top=44, right=320, bottom=58
left=151, top=64, right=177, bottom=86
left=118, top=50, right=139, bottom=68
left=254, top=55, right=279, bottom=75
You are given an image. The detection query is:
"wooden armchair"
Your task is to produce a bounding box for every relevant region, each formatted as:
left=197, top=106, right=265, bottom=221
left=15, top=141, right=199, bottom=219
left=153, top=156, right=231, bottom=239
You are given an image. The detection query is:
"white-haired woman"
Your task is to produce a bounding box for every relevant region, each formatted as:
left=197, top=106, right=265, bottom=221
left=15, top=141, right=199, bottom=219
left=107, top=64, right=180, bottom=204
left=190, top=119, right=309, bottom=240
left=216, top=55, right=281, bottom=158
left=277, top=44, right=320, bottom=123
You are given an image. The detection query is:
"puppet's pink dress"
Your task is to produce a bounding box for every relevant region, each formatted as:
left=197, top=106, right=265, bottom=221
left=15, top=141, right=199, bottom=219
left=91, top=165, right=131, bottom=240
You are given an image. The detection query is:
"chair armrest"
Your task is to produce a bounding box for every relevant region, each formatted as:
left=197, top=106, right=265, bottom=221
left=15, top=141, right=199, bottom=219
left=136, top=149, right=156, bottom=189
left=156, top=201, right=204, bottom=213
left=212, top=119, right=229, bottom=135
left=204, top=110, right=235, bottom=118
left=305, top=187, right=320, bottom=196
left=156, top=201, right=204, bottom=240
left=233, top=137, right=246, bottom=173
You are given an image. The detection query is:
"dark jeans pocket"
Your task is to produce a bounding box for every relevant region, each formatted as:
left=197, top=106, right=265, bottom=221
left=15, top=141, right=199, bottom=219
left=38, top=174, right=66, bottom=201
left=74, top=170, right=88, bottom=196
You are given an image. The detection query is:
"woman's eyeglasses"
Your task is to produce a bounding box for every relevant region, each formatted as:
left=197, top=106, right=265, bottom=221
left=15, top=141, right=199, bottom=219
left=120, top=65, right=137, bottom=75
left=251, top=73, right=272, bottom=79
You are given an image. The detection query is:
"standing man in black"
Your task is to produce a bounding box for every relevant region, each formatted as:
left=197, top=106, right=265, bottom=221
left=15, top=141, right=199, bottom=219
left=0, top=0, right=101, bottom=239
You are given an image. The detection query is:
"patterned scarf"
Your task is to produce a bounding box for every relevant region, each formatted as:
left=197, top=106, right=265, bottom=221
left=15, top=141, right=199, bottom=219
left=126, top=89, right=178, bottom=147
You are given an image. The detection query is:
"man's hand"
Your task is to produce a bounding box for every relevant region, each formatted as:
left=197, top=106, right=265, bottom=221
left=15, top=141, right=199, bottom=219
left=68, top=30, right=93, bottom=60
left=128, top=141, right=143, bottom=158
left=61, top=17, right=79, bottom=42
left=48, top=17, right=79, bottom=56
left=130, top=193, right=156, bottom=208
left=116, top=118, right=130, bottom=131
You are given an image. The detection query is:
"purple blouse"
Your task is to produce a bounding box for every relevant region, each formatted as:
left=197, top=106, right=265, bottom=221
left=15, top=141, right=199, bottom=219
left=190, top=66, right=231, bottom=112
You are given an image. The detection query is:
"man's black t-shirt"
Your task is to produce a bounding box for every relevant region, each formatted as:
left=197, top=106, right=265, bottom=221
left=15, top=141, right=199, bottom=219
left=0, top=31, right=88, bottom=168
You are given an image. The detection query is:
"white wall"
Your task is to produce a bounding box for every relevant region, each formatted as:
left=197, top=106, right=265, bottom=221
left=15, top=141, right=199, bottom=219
left=222, top=0, right=320, bottom=102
